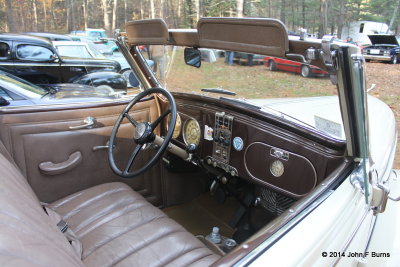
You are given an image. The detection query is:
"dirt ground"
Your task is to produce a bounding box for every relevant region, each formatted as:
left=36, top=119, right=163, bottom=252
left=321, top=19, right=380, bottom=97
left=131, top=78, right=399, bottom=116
left=365, top=62, right=400, bottom=169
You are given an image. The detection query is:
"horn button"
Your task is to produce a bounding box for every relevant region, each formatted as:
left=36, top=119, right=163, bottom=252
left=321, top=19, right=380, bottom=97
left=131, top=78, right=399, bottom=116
left=134, top=122, right=154, bottom=144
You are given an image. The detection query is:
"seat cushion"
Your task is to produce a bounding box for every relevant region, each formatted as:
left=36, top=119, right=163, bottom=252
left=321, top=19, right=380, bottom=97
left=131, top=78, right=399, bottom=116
left=49, top=182, right=221, bottom=267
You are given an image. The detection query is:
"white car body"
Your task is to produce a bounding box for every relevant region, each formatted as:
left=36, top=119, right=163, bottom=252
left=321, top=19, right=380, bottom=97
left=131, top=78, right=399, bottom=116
left=245, top=96, right=400, bottom=266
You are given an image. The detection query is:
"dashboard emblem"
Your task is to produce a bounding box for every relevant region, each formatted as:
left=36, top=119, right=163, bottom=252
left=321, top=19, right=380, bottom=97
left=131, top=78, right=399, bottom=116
left=233, top=137, right=244, bottom=151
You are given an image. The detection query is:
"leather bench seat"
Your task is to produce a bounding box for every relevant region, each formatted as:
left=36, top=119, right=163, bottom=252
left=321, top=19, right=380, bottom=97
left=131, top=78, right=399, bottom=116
left=0, top=152, right=220, bottom=266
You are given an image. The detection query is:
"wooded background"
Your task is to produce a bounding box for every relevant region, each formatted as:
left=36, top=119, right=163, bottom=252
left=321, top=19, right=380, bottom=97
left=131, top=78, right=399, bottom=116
left=1, top=0, right=399, bottom=38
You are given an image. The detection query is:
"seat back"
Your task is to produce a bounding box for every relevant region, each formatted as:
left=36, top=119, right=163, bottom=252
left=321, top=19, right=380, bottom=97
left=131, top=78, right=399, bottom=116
left=0, top=152, right=83, bottom=266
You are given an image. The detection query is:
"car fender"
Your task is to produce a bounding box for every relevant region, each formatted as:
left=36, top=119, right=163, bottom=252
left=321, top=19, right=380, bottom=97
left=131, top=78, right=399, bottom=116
left=365, top=170, right=400, bottom=266
left=70, top=71, right=127, bottom=91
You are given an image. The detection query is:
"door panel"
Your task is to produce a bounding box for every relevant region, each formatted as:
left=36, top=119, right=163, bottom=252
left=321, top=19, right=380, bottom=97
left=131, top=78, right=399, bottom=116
left=0, top=99, right=163, bottom=205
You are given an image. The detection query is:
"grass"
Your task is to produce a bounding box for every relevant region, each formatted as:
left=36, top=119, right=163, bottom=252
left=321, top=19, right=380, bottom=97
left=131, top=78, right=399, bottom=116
left=166, top=56, right=336, bottom=99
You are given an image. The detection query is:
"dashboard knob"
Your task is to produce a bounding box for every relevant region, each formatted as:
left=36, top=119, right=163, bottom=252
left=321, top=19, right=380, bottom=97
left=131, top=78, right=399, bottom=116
left=213, top=161, right=217, bottom=167
left=187, top=143, right=197, bottom=153
left=207, top=158, right=212, bottom=165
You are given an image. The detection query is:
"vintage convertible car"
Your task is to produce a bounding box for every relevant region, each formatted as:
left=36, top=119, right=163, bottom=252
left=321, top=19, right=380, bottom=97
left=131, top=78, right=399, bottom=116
left=0, top=18, right=399, bottom=267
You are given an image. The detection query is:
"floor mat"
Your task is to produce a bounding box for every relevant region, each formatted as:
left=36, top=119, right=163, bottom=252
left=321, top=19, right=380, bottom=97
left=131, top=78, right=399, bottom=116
left=163, top=193, right=239, bottom=238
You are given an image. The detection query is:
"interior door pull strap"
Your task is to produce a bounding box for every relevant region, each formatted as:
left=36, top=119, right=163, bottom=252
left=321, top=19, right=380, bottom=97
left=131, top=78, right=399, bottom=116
left=39, top=151, right=83, bottom=175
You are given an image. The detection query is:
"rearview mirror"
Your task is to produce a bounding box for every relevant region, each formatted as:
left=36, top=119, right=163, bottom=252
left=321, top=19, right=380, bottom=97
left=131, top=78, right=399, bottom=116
left=184, top=48, right=201, bottom=68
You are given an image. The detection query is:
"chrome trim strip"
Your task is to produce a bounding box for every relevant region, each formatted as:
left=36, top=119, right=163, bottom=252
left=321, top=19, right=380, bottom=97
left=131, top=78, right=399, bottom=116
left=363, top=55, right=391, bottom=61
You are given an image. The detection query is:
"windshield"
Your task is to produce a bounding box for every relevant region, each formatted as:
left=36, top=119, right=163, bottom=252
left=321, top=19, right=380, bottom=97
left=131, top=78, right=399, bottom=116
left=143, top=45, right=344, bottom=140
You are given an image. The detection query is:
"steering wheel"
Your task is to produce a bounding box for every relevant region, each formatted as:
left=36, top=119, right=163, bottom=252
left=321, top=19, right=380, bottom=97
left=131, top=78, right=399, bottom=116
left=108, top=87, right=176, bottom=178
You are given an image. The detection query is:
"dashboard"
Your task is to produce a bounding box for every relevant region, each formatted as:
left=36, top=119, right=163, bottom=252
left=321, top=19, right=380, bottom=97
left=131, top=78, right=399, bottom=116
left=169, top=93, right=345, bottom=199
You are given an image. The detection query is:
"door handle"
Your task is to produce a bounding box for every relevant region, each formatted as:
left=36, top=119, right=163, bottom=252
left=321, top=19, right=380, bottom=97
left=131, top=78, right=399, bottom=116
left=69, top=117, right=96, bottom=130
left=39, top=151, right=82, bottom=175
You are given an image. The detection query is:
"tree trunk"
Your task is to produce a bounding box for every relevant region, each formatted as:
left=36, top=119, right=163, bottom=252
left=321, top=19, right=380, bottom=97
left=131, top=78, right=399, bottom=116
left=280, top=0, right=286, bottom=23
left=5, top=0, right=16, bottom=32
left=66, top=0, right=71, bottom=32
left=71, top=0, right=76, bottom=31
left=51, top=0, right=57, bottom=31
left=236, top=0, right=243, bottom=17
left=31, top=0, right=38, bottom=31
left=43, top=0, right=48, bottom=32
left=124, top=0, right=128, bottom=23
left=388, top=0, right=400, bottom=32
left=112, top=0, right=118, bottom=32
left=102, top=0, right=111, bottom=35
left=83, top=0, right=88, bottom=29
left=336, top=0, right=345, bottom=38
left=140, top=0, right=144, bottom=19
left=302, top=0, right=305, bottom=28
left=150, top=0, right=155, bottom=18
left=318, top=0, right=328, bottom=38
left=195, top=0, right=199, bottom=21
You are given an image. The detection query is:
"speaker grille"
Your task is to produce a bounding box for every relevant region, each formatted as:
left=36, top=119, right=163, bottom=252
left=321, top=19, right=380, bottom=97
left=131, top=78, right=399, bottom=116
left=260, top=187, right=295, bottom=215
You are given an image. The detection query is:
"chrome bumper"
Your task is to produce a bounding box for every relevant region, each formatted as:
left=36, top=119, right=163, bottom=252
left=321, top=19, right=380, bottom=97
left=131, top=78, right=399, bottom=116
left=363, top=55, right=391, bottom=61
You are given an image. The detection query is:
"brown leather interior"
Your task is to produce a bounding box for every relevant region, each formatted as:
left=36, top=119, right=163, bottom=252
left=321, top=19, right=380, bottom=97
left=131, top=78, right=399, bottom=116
left=0, top=99, right=164, bottom=204
left=0, top=151, right=221, bottom=266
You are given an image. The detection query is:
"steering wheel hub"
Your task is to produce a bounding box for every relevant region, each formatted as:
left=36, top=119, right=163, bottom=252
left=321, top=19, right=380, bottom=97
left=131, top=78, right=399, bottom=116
left=134, top=122, right=154, bottom=144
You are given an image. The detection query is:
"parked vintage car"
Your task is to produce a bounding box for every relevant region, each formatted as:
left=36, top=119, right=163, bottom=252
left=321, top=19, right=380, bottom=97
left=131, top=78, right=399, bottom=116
left=234, top=52, right=264, bottom=65
left=0, top=33, right=127, bottom=91
left=264, top=56, right=329, bottom=77
left=0, top=18, right=398, bottom=267
left=70, top=28, right=108, bottom=41
left=362, top=34, right=400, bottom=64
left=53, top=40, right=153, bottom=87
left=0, top=70, right=118, bottom=106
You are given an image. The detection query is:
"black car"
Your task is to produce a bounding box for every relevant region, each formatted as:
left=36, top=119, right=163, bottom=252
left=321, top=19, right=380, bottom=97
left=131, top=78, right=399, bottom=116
left=0, top=70, right=118, bottom=107
left=362, top=34, right=400, bottom=64
left=0, top=33, right=127, bottom=91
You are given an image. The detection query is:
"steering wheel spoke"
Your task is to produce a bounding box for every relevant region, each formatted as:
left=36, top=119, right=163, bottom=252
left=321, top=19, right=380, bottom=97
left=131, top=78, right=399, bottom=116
left=124, top=112, right=138, bottom=126
left=123, top=143, right=143, bottom=175
left=151, top=108, right=171, bottom=130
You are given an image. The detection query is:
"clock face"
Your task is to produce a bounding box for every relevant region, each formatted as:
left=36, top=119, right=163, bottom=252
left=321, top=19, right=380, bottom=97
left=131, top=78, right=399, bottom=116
left=270, top=160, right=284, bottom=177
left=183, top=118, right=201, bottom=146
left=166, top=113, right=182, bottom=139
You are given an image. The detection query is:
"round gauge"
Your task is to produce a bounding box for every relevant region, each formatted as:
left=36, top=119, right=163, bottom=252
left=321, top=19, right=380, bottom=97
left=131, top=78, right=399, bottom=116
left=270, top=160, right=284, bottom=177
left=183, top=118, right=201, bottom=146
left=166, top=113, right=182, bottom=139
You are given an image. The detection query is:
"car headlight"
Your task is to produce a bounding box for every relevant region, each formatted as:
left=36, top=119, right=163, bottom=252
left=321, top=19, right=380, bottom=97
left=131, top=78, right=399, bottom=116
left=362, top=50, right=367, bottom=55
left=384, top=51, right=390, bottom=56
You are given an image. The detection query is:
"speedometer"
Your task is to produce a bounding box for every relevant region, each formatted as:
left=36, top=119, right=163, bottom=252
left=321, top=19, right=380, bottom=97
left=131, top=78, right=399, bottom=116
left=183, top=118, right=201, bottom=146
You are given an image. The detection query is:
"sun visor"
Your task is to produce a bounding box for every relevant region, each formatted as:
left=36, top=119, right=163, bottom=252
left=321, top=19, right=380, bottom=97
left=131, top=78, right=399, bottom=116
left=198, top=18, right=289, bottom=57
left=126, top=19, right=169, bottom=45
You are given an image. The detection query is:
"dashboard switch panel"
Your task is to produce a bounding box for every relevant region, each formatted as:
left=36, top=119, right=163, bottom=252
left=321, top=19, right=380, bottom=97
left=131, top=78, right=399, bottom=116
left=213, top=112, right=233, bottom=163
